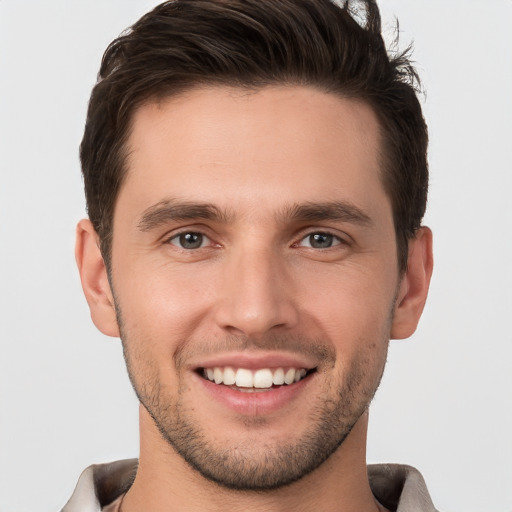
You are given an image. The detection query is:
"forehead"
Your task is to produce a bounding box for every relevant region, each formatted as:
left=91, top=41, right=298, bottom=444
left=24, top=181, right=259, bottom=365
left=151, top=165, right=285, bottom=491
left=119, top=85, right=388, bottom=220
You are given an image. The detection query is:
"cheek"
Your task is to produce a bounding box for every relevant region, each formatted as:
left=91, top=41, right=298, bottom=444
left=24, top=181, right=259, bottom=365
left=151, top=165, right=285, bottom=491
left=111, top=271, right=214, bottom=391
left=298, top=261, right=397, bottom=335
left=116, top=259, right=215, bottom=332
left=297, top=262, right=394, bottom=381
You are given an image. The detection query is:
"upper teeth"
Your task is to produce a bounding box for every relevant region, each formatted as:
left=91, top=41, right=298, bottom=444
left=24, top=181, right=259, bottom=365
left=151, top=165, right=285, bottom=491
left=204, top=367, right=308, bottom=388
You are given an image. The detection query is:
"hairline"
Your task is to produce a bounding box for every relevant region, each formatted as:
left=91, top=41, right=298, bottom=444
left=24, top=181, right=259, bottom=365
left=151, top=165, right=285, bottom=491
left=100, top=81, right=407, bottom=273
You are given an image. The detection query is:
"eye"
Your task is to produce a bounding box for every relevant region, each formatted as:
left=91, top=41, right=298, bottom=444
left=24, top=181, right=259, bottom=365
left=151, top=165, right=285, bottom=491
left=298, top=232, right=342, bottom=249
left=168, top=232, right=210, bottom=250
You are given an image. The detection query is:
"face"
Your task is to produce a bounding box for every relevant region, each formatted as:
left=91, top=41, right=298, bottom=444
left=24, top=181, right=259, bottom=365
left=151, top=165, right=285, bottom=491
left=84, top=86, right=422, bottom=490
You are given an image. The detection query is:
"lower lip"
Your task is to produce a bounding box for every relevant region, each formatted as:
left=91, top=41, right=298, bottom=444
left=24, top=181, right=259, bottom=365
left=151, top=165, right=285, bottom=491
left=196, top=373, right=314, bottom=416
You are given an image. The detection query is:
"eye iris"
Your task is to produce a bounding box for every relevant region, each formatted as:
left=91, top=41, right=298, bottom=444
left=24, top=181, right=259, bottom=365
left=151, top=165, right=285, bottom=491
left=179, top=232, right=203, bottom=249
left=310, top=233, right=333, bottom=248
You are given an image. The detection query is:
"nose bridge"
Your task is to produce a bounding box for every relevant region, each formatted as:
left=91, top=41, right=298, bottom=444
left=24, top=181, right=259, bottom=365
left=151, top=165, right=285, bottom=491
left=216, top=239, right=297, bottom=337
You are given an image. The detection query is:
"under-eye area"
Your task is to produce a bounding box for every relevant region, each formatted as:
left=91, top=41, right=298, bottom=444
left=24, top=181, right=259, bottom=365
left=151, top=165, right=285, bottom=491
left=198, top=366, right=317, bottom=391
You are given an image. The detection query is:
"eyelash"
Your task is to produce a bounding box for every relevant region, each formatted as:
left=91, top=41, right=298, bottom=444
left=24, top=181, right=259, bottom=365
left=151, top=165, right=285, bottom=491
left=165, top=230, right=347, bottom=251
left=294, top=232, right=345, bottom=249
left=166, top=231, right=213, bottom=250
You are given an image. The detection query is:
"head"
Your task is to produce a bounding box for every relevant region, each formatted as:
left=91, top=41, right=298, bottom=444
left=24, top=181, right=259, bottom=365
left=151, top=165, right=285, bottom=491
left=80, top=0, right=428, bottom=275
left=76, top=0, right=432, bottom=494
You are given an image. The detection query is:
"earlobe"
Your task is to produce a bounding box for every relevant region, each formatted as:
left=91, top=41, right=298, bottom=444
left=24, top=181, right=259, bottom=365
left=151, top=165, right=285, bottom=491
left=75, top=219, right=120, bottom=338
left=390, top=227, right=433, bottom=340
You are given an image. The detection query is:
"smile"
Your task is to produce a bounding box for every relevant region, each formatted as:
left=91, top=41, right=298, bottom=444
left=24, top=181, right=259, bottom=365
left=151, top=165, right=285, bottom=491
left=200, top=366, right=314, bottom=390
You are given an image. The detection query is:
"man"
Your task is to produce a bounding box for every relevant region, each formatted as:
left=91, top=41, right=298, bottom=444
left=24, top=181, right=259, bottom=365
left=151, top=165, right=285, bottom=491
left=64, top=0, right=435, bottom=510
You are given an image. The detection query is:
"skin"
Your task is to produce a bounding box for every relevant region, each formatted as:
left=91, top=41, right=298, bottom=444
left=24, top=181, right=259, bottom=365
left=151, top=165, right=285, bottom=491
left=76, top=85, right=433, bottom=512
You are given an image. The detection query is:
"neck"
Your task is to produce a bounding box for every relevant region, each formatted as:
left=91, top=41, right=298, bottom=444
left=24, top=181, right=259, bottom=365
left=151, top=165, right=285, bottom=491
left=121, top=407, right=384, bottom=512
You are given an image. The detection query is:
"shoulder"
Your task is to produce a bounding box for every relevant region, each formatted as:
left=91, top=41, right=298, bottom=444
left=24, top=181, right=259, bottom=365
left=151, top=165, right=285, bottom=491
left=60, top=459, right=138, bottom=512
left=368, top=463, right=439, bottom=512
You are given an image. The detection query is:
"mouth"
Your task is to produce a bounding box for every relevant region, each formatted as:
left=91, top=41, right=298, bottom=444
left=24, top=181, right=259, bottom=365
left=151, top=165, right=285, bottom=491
left=197, top=366, right=317, bottom=392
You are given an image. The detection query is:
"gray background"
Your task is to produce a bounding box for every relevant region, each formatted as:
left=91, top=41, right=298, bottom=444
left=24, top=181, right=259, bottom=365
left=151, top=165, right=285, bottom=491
left=1, top=1, right=511, bottom=510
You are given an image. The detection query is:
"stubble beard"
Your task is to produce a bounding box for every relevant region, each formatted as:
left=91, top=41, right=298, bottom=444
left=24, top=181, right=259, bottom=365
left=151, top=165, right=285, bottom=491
left=117, top=322, right=390, bottom=491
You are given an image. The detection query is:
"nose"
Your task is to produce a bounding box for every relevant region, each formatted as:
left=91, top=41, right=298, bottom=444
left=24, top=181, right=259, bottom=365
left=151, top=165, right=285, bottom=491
left=214, top=245, right=299, bottom=338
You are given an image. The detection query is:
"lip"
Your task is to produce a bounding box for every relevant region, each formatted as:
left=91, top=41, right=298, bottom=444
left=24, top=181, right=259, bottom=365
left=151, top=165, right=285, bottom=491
left=195, top=369, right=315, bottom=416
left=191, top=351, right=318, bottom=371
left=190, top=351, right=319, bottom=416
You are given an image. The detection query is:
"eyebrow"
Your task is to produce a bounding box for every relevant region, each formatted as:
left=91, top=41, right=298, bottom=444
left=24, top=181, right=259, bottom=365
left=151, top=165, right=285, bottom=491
left=137, top=198, right=372, bottom=232
left=138, top=199, right=232, bottom=232
left=281, top=201, right=372, bottom=226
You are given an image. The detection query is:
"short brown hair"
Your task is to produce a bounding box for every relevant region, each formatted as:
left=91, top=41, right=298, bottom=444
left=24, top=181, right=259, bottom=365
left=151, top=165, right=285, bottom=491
left=80, top=0, right=428, bottom=272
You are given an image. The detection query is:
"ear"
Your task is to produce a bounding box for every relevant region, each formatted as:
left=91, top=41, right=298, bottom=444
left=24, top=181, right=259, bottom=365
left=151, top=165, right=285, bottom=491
left=390, top=226, right=433, bottom=340
left=75, top=219, right=120, bottom=337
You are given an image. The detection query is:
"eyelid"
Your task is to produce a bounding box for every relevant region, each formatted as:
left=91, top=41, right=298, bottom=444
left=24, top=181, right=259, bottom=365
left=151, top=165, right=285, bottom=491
left=298, top=233, right=341, bottom=248
left=161, top=226, right=350, bottom=250
left=163, top=227, right=219, bottom=249
left=160, top=222, right=211, bottom=240
left=294, top=229, right=350, bottom=248
left=169, top=232, right=210, bottom=249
